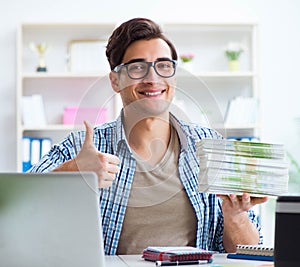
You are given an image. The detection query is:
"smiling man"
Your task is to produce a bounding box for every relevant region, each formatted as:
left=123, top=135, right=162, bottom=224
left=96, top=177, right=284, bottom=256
left=30, top=18, right=267, bottom=255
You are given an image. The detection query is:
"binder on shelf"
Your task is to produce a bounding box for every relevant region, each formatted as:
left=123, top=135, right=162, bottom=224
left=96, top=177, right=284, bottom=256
left=22, top=136, right=52, bottom=172
left=227, top=136, right=260, bottom=142
left=40, top=137, right=52, bottom=158
left=30, top=138, right=41, bottom=166
left=22, top=136, right=31, bottom=172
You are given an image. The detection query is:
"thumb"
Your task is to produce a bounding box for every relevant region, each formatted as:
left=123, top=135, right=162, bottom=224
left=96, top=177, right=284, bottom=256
left=82, top=120, right=94, bottom=148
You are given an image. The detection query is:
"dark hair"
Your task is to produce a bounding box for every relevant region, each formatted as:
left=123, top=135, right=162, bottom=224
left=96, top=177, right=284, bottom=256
left=106, top=18, right=178, bottom=70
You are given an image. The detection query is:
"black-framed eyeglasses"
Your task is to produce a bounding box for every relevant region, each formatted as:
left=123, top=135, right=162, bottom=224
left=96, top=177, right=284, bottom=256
left=113, top=59, right=177, bottom=80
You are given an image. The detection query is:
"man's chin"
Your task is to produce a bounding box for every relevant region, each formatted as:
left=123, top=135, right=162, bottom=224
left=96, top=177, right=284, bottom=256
left=136, top=103, right=170, bottom=117
left=125, top=99, right=171, bottom=117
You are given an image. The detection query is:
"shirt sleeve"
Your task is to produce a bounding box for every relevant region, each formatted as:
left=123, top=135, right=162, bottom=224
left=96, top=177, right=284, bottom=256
left=29, top=131, right=84, bottom=173
left=248, top=208, right=264, bottom=245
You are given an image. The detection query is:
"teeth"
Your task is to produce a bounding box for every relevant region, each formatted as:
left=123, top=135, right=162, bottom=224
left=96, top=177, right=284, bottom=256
left=143, top=91, right=162, bottom=96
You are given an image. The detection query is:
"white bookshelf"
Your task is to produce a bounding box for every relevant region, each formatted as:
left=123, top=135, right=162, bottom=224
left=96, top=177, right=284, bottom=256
left=16, top=21, right=260, bottom=171
left=16, top=23, right=118, bottom=171
left=163, top=22, right=260, bottom=139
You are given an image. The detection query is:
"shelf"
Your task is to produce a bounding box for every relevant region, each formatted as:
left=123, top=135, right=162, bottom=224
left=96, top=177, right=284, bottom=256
left=21, top=22, right=116, bottom=28
left=177, top=71, right=255, bottom=78
left=22, top=72, right=108, bottom=79
left=22, top=71, right=255, bottom=79
left=198, top=71, right=255, bottom=77
left=214, top=123, right=259, bottom=130
left=21, top=123, right=258, bottom=132
left=22, top=124, right=85, bottom=131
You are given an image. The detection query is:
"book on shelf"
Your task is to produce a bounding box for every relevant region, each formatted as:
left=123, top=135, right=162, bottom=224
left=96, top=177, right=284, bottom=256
left=197, top=139, right=289, bottom=197
left=225, top=96, right=258, bottom=125
left=22, top=136, right=52, bottom=172
left=227, top=244, right=274, bottom=261
left=22, top=94, right=46, bottom=127
left=68, top=40, right=110, bottom=73
left=142, top=246, right=214, bottom=262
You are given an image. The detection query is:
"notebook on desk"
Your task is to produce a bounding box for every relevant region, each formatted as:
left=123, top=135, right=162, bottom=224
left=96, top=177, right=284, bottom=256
left=227, top=244, right=274, bottom=262
left=0, top=172, right=106, bottom=267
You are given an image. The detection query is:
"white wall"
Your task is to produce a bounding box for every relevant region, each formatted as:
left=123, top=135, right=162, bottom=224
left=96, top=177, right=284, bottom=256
left=2, top=0, right=300, bottom=167
left=1, top=0, right=300, bottom=245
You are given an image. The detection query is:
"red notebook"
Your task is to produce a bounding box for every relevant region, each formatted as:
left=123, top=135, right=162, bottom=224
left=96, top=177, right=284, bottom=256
left=142, top=246, right=214, bottom=262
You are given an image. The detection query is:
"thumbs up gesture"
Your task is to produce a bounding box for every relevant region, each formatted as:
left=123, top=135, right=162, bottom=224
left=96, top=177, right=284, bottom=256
left=54, top=121, right=120, bottom=188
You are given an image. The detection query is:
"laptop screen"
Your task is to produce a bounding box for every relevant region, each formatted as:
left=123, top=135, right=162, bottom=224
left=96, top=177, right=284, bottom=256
left=0, top=172, right=105, bottom=267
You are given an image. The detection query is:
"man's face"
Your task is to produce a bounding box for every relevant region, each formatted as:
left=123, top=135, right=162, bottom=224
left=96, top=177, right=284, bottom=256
left=110, top=38, right=176, bottom=117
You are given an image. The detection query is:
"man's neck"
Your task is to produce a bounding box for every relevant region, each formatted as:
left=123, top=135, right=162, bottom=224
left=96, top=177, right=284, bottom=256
left=124, top=112, right=171, bottom=165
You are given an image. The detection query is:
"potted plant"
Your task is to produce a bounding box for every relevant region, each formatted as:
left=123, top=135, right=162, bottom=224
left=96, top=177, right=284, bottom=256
left=179, top=53, right=195, bottom=72
left=225, top=42, right=245, bottom=71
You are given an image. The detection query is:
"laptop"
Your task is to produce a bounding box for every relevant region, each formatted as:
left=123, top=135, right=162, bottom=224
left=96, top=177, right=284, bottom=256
left=0, top=172, right=106, bottom=267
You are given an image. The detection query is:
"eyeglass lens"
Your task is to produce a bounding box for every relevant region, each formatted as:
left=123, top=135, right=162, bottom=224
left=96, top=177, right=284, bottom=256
left=126, top=60, right=176, bottom=79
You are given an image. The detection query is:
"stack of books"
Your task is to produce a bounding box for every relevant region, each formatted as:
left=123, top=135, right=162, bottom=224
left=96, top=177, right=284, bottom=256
left=197, top=139, right=289, bottom=196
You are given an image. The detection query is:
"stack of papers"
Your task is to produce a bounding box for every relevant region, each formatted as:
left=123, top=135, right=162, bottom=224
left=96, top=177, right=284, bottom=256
left=197, top=139, right=289, bottom=197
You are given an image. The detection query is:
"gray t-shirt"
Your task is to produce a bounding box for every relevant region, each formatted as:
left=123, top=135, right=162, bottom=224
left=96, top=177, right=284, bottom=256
left=117, top=127, right=197, bottom=254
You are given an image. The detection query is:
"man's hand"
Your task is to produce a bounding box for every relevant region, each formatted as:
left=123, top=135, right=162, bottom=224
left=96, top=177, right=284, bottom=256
left=217, top=193, right=268, bottom=252
left=54, top=121, right=120, bottom=188
left=218, top=193, right=268, bottom=217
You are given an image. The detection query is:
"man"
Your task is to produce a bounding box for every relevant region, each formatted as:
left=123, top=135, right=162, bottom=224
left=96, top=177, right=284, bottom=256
left=30, top=17, right=267, bottom=255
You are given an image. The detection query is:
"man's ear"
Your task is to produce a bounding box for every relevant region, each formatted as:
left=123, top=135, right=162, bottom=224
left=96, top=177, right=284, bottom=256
left=109, top=72, right=121, bottom=93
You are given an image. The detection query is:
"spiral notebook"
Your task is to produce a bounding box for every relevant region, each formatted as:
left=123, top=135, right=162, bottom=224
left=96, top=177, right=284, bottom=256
left=227, top=244, right=274, bottom=261
left=142, top=246, right=214, bottom=262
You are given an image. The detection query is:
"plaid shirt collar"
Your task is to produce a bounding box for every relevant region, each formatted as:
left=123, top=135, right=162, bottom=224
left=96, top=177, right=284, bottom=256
left=114, top=109, right=190, bottom=154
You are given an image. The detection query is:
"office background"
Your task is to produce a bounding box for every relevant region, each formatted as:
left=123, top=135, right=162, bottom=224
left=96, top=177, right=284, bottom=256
left=1, top=0, right=299, bottom=245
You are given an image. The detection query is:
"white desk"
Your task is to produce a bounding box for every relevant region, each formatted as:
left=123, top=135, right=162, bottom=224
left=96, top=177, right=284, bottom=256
left=108, top=254, right=274, bottom=266
left=105, top=255, right=128, bottom=266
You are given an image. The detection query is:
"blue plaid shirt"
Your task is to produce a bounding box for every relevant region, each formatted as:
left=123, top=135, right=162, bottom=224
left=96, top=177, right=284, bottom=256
left=30, top=112, right=263, bottom=255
